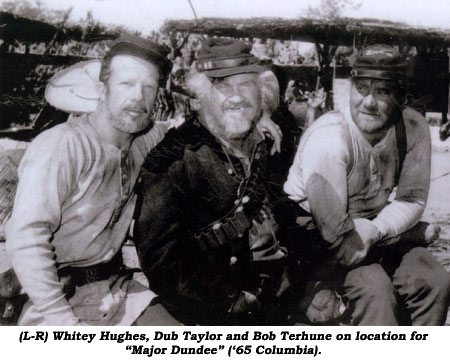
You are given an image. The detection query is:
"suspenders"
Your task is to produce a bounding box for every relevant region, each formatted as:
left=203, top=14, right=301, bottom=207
left=394, top=114, right=407, bottom=181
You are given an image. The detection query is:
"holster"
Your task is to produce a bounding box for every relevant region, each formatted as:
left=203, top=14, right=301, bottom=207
left=0, top=252, right=125, bottom=324
left=0, top=267, right=75, bottom=324
left=0, top=268, right=25, bottom=324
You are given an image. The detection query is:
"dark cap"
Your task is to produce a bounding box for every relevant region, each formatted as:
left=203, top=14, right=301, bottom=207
left=351, top=45, right=408, bottom=82
left=102, top=34, right=171, bottom=79
left=196, top=38, right=266, bottom=78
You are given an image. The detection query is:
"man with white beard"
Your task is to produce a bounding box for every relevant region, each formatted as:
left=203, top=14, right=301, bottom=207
left=135, top=38, right=297, bottom=325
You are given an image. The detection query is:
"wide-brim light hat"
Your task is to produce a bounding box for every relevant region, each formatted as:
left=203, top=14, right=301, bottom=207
left=45, top=60, right=101, bottom=113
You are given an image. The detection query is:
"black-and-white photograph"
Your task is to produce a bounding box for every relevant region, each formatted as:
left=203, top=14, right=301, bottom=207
left=1, top=0, right=450, bottom=328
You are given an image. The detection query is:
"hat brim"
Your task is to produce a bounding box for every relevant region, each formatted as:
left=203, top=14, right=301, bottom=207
left=204, top=64, right=267, bottom=78
left=351, top=69, right=403, bottom=81
left=45, top=60, right=101, bottom=113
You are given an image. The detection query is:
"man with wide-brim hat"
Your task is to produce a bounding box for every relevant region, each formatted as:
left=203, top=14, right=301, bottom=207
left=284, top=44, right=450, bottom=325
left=5, top=34, right=184, bottom=325
left=134, top=38, right=299, bottom=325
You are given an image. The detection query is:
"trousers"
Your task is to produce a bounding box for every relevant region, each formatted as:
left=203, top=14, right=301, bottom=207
left=287, top=220, right=450, bottom=326
left=133, top=300, right=183, bottom=326
left=341, top=246, right=450, bottom=325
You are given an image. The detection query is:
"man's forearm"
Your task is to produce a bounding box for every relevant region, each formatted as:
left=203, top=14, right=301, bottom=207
left=371, top=199, right=425, bottom=240
left=285, top=128, right=353, bottom=247
left=6, top=225, right=79, bottom=325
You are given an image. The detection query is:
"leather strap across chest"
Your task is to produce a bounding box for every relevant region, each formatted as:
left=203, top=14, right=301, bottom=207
left=193, top=162, right=266, bottom=252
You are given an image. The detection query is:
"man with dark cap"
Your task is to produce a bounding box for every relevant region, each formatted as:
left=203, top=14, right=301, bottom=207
left=284, top=45, right=450, bottom=325
left=5, top=34, right=183, bottom=325
left=135, top=38, right=300, bottom=325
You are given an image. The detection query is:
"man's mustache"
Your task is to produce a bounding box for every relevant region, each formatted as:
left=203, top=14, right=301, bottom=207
left=122, top=103, right=148, bottom=113
left=360, top=111, right=379, bottom=116
left=223, top=101, right=251, bottom=111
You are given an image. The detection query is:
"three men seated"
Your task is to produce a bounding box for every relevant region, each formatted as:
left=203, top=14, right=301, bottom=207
left=2, top=35, right=450, bottom=325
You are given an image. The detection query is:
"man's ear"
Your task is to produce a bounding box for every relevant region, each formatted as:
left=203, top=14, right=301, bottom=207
left=259, top=71, right=280, bottom=114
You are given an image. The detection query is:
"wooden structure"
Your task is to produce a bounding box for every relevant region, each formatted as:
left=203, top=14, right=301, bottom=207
left=0, top=11, right=118, bottom=46
left=163, top=17, right=450, bottom=48
left=163, top=17, right=450, bottom=124
left=0, top=11, right=119, bottom=139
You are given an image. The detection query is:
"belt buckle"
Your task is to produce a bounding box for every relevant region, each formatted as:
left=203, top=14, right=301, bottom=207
left=85, top=267, right=99, bottom=284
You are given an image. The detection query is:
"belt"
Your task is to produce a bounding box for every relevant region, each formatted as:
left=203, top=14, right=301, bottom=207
left=194, top=205, right=253, bottom=251
left=58, top=253, right=124, bottom=287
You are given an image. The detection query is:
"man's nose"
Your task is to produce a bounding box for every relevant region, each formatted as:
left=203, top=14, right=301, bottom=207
left=131, top=84, right=145, bottom=101
left=227, top=84, right=244, bottom=101
left=362, top=93, right=377, bottom=108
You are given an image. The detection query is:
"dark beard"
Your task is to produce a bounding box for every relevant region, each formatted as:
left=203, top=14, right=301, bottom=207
left=105, top=104, right=152, bottom=134
left=110, top=113, right=152, bottom=134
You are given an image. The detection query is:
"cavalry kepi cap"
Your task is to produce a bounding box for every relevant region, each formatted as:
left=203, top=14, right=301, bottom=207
left=100, top=34, right=171, bottom=80
left=196, top=38, right=266, bottom=78
left=351, top=44, right=408, bottom=82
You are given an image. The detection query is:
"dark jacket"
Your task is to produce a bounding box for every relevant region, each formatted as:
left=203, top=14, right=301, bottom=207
left=135, top=115, right=297, bottom=324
